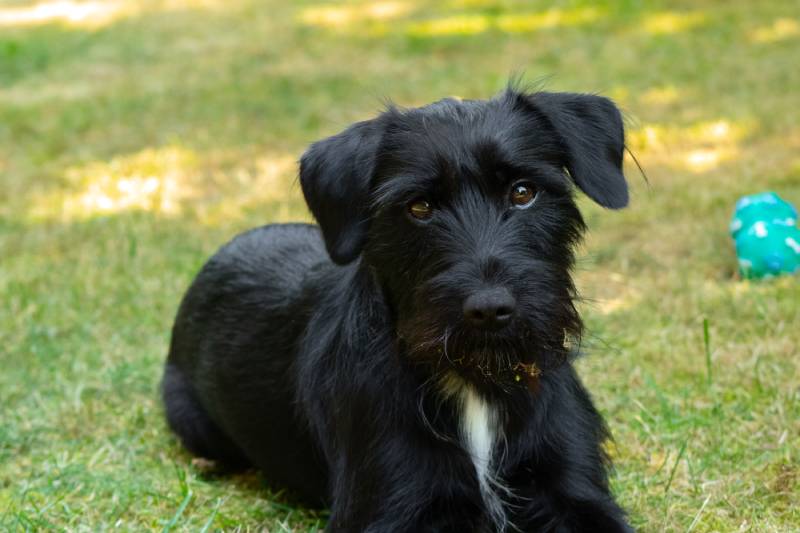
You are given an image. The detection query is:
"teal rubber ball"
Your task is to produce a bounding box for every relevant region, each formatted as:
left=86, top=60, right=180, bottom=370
left=730, top=191, right=800, bottom=279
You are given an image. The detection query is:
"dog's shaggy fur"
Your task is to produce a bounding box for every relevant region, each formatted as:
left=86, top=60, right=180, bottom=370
left=162, top=88, right=633, bottom=532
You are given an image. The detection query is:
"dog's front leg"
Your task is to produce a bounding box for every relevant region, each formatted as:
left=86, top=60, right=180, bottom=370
left=322, top=435, right=486, bottom=533
left=514, top=484, right=634, bottom=533
left=513, top=444, right=634, bottom=533
left=500, top=372, right=633, bottom=532
left=517, top=484, right=633, bottom=533
left=324, top=464, right=476, bottom=533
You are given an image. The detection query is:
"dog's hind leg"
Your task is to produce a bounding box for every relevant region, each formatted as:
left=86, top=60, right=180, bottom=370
left=161, top=363, right=250, bottom=469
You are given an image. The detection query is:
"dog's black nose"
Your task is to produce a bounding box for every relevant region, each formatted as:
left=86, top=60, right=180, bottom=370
left=462, top=287, right=516, bottom=330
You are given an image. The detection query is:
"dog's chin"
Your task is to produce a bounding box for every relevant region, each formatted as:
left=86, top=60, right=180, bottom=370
left=441, top=346, right=537, bottom=391
left=402, top=323, right=554, bottom=392
left=444, top=354, right=519, bottom=389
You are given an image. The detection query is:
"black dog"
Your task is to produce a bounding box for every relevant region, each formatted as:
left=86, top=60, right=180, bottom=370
left=162, top=87, right=633, bottom=532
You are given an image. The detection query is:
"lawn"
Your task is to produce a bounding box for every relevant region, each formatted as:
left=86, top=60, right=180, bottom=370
left=1, top=0, right=799, bottom=530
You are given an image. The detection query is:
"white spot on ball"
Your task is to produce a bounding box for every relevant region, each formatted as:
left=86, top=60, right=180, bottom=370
left=785, top=237, right=800, bottom=254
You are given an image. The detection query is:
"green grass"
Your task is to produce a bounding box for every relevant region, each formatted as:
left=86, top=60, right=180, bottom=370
left=1, top=0, right=799, bottom=530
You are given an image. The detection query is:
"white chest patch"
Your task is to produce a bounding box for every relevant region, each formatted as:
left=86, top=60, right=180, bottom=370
left=455, top=384, right=510, bottom=531
left=461, top=387, right=495, bottom=490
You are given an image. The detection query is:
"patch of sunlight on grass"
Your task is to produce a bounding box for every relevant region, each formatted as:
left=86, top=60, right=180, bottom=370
left=629, top=119, right=749, bottom=152
left=607, top=86, right=630, bottom=105
left=683, top=147, right=739, bottom=173
left=406, top=7, right=601, bottom=37
left=495, top=7, right=601, bottom=33
left=161, top=0, right=232, bottom=7
left=628, top=119, right=750, bottom=174
left=698, top=120, right=740, bottom=142
left=641, top=11, right=706, bottom=35
left=299, top=1, right=414, bottom=29
left=445, top=0, right=496, bottom=7
left=406, top=13, right=490, bottom=36
left=640, top=85, right=681, bottom=106
left=749, top=18, right=800, bottom=43
left=28, top=147, right=303, bottom=224
left=28, top=146, right=199, bottom=221
left=0, top=0, right=232, bottom=29
left=194, top=153, right=299, bottom=226
left=0, top=0, right=132, bottom=28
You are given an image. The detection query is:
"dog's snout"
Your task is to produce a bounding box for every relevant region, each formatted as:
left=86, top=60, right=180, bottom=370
left=462, top=287, right=516, bottom=330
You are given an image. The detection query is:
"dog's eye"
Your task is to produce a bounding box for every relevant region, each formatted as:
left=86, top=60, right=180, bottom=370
left=408, top=199, right=433, bottom=221
left=510, top=182, right=537, bottom=208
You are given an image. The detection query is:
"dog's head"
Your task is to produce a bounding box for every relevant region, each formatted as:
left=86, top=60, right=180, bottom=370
left=300, top=89, right=628, bottom=391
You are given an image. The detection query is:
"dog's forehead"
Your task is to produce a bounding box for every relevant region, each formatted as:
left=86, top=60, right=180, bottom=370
left=380, top=96, right=557, bottom=165
left=389, top=97, right=518, bottom=139
left=374, top=96, right=562, bottom=193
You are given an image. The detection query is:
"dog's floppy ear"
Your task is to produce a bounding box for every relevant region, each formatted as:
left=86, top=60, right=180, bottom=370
left=532, top=92, right=628, bottom=209
left=300, top=119, right=383, bottom=264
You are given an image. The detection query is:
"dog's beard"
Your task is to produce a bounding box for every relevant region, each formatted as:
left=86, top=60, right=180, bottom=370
left=398, top=311, right=573, bottom=392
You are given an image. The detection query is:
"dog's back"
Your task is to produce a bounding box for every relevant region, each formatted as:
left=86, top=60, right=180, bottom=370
left=163, top=223, right=329, bottom=503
